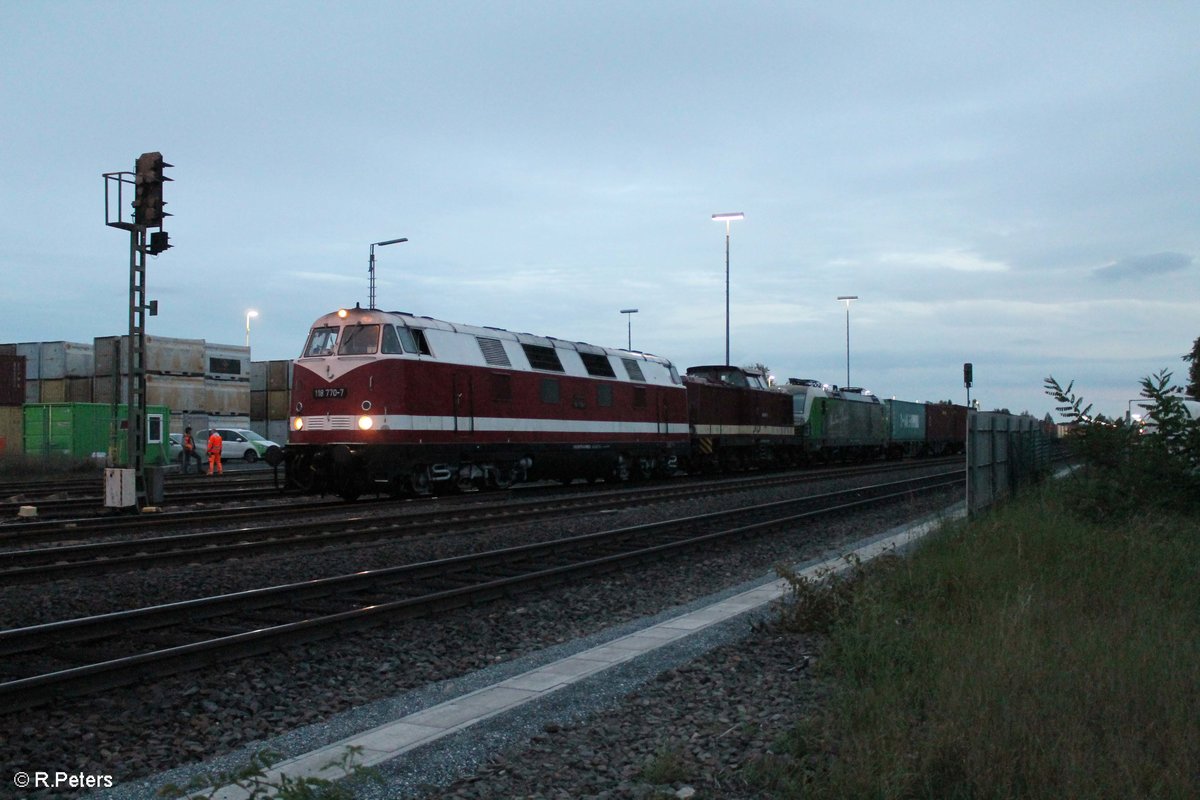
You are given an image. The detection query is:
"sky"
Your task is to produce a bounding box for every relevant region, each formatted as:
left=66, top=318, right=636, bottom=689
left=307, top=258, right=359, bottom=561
left=2, top=1, right=1197, bottom=420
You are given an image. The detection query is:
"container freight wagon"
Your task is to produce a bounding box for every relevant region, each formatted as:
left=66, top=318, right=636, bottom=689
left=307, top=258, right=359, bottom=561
left=23, top=403, right=172, bottom=465
left=885, top=399, right=926, bottom=458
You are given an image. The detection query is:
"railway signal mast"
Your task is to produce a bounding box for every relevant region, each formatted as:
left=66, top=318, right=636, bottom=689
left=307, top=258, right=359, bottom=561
left=103, top=151, right=173, bottom=508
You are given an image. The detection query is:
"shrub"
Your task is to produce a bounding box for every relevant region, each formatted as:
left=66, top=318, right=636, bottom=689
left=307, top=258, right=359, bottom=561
left=1044, top=369, right=1200, bottom=519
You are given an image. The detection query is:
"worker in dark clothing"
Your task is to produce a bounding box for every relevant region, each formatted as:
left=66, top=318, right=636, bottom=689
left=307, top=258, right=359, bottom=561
left=181, top=426, right=202, bottom=474
left=206, top=430, right=224, bottom=476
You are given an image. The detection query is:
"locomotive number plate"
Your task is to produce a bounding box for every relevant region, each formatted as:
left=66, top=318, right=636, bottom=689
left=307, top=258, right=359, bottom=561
left=313, top=387, right=347, bottom=399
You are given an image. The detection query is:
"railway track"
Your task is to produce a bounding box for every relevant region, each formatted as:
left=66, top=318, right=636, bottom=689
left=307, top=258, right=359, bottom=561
left=0, top=470, right=282, bottom=518
left=0, top=470, right=959, bottom=712
left=0, top=460, right=960, bottom=583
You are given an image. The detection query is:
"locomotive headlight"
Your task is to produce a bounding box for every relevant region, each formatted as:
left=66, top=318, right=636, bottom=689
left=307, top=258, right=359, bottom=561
left=292, top=417, right=304, bottom=431
left=357, top=415, right=373, bottom=430
left=337, top=308, right=348, bottom=318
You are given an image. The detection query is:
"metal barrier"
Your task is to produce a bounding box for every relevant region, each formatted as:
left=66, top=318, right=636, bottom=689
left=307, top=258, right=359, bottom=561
left=966, top=412, right=1051, bottom=516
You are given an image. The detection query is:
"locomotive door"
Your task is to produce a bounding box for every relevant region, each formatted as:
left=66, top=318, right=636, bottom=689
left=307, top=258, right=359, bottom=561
left=452, top=372, right=474, bottom=434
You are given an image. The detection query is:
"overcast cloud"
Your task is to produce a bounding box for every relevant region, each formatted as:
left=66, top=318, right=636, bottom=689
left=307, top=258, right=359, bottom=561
left=1, top=1, right=1196, bottom=419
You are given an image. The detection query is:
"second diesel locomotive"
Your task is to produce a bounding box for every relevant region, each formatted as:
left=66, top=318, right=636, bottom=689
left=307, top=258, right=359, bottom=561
left=285, top=306, right=968, bottom=499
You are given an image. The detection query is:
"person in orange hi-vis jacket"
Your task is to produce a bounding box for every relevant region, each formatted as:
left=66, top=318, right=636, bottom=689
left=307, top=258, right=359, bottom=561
left=206, top=430, right=224, bottom=476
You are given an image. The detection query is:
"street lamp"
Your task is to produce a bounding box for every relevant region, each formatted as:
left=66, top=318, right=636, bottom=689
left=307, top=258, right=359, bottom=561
left=245, top=309, right=258, bottom=349
left=712, top=212, right=744, bottom=365
left=620, top=308, right=639, bottom=350
left=836, top=295, right=858, bottom=387
left=369, top=237, right=408, bottom=310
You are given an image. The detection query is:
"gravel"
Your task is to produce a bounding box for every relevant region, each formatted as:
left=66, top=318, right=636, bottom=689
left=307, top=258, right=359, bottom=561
left=0, top=468, right=960, bottom=799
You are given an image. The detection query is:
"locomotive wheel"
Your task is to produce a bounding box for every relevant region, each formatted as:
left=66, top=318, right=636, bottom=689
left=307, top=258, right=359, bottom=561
left=411, top=467, right=432, bottom=496
left=615, top=456, right=632, bottom=482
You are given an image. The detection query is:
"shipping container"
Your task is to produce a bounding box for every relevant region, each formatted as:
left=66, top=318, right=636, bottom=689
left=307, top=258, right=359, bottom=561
left=14, top=343, right=40, bottom=380
left=203, top=378, right=250, bottom=415
left=66, top=377, right=93, bottom=402
left=269, top=360, right=292, bottom=392
left=23, top=403, right=171, bottom=465
left=94, top=373, right=206, bottom=411
left=40, top=342, right=94, bottom=378
left=94, top=335, right=206, bottom=376
left=34, top=379, right=68, bottom=403
left=250, top=359, right=293, bottom=392
left=0, top=405, right=23, bottom=455
left=0, top=355, right=25, bottom=406
left=267, top=418, right=289, bottom=445
left=885, top=399, right=926, bottom=457
left=251, top=388, right=291, bottom=420
left=925, top=402, right=969, bottom=455
left=205, top=343, right=251, bottom=381
left=11, top=341, right=93, bottom=380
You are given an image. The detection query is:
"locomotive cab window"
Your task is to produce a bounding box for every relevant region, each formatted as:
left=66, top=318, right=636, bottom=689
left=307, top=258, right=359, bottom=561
left=397, top=326, right=432, bottom=356
left=338, top=324, right=380, bottom=355
left=304, top=326, right=339, bottom=357
left=381, top=325, right=403, bottom=354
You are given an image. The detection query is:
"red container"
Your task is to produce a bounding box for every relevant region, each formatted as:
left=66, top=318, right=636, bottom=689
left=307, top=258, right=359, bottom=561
left=925, top=402, right=968, bottom=455
left=0, top=355, right=26, bottom=406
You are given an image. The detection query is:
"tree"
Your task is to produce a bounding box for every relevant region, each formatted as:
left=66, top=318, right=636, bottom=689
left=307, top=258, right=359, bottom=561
left=1184, top=335, right=1200, bottom=399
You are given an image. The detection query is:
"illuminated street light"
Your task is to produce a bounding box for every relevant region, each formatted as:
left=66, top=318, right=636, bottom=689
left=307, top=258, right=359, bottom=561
left=245, top=309, right=258, bottom=349
left=836, top=295, right=858, bottom=387
left=620, top=308, right=639, bottom=350
left=712, top=212, right=744, bottom=365
left=369, top=237, right=408, bottom=309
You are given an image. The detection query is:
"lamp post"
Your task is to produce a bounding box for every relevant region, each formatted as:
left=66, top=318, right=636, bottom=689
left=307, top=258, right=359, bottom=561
left=712, top=212, right=744, bottom=366
left=620, top=308, right=639, bottom=350
left=836, top=295, right=858, bottom=387
left=245, top=309, right=258, bottom=349
left=369, top=237, right=408, bottom=310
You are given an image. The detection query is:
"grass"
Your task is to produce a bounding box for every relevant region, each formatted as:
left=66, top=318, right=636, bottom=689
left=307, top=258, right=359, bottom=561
left=755, top=483, right=1200, bottom=799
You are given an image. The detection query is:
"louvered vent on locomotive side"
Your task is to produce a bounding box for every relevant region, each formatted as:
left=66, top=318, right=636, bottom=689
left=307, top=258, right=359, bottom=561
left=476, top=337, right=512, bottom=367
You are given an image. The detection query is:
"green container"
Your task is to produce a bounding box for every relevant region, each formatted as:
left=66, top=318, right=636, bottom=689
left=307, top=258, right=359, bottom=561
left=886, top=399, right=926, bottom=442
left=24, top=402, right=172, bottom=465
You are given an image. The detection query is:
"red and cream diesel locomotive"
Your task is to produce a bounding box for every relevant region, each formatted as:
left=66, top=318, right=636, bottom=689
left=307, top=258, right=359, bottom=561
left=286, top=305, right=692, bottom=499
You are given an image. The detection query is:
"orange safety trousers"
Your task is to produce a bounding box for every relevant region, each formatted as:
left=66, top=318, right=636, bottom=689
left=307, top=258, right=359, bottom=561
left=207, top=435, right=223, bottom=475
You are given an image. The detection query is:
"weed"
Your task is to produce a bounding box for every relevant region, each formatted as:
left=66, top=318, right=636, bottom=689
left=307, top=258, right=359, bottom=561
left=639, top=743, right=689, bottom=786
